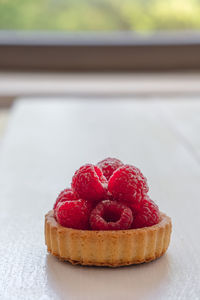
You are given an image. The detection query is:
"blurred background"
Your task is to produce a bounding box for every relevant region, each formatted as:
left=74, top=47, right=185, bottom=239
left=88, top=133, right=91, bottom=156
left=1, top=0, right=200, bottom=31
left=0, top=0, right=200, bottom=137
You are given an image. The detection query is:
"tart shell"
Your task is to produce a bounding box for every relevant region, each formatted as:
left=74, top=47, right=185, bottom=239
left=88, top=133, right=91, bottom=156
left=45, top=210, right=172, bottom=267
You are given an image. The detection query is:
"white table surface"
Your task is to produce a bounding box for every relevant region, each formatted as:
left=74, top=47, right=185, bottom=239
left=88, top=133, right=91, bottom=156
left=0, top=98, right=200, bottom=300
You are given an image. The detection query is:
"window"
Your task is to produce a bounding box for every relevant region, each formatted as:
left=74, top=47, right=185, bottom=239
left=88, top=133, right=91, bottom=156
left=0, top=0, right=200, bottom=71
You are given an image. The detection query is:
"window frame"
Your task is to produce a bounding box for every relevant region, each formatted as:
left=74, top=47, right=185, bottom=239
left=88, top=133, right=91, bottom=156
left=0, top=30, right=200, bottom=71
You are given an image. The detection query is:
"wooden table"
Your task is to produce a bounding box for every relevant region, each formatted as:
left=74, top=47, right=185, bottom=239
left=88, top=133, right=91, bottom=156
left=0, top=98, right=200, bottom=300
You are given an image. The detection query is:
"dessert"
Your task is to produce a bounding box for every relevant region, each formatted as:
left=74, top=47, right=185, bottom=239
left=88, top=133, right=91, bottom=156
left=45, top=158, right=172, bottom=267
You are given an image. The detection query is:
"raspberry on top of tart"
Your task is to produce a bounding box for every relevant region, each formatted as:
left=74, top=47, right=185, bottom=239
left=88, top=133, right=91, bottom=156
left=45, top=158, right=172, bottom=267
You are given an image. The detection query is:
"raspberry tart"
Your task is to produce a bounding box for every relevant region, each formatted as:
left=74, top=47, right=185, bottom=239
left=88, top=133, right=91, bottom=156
left=45, top=158, right=172, bottom=267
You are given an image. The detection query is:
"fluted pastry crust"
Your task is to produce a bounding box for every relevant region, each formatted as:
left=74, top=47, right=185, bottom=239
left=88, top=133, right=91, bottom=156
left=45, top=210, right=172, bottom=267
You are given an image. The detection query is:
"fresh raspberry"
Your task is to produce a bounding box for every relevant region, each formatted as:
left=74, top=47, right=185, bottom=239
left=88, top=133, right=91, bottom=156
left=131, top=196, right=160, bottom=229
left=108, top=164, right=148, bottom=205
left=90, top=200, right=133, bottom=230
left=55, top=199, right=92, bottom=229
left=97, top=157, right=123, bottom=180
left=53, top=188, right=77, bottom=210
left=71, top=164, right=107, bottom=203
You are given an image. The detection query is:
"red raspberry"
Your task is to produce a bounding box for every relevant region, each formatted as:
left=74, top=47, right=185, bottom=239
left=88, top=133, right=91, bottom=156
left=90, top=200, right=133, bottom=230
left=131, top=196, right=160, bottom=229
left=53, top=188, right=77, bottom=210
left=71, top=164, right=107, bottom=203
left=55, top=199, right=92, bottom=229
left=108, top=164, right=148, bottom=205
left=97, top=157, right=123, bottom=180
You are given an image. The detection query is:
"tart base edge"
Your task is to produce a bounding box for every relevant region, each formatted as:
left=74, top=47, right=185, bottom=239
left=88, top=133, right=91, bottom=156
left=45, top=210, right=172, bottom=267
